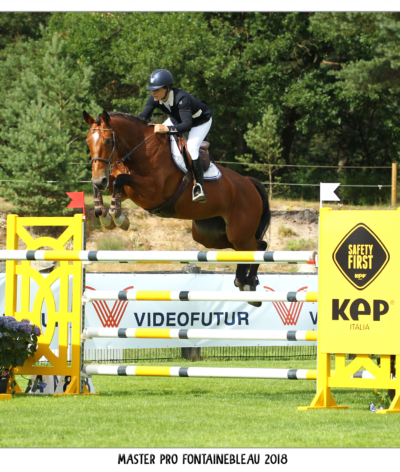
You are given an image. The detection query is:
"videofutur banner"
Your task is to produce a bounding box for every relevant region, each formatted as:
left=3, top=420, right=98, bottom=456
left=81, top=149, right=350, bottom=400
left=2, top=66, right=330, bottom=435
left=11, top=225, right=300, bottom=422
left=0, top=272, right=317, bottom=349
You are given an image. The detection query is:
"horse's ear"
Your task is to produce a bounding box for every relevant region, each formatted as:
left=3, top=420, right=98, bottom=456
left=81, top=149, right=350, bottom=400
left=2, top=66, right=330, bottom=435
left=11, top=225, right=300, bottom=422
left=83, top=110, right=94, bottom=125
left=101, top=110, right=111, bottom=126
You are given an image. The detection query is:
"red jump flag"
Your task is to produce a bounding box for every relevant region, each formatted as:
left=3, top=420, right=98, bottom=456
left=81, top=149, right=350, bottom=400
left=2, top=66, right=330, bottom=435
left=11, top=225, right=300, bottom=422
left=66, top=191, right=86, bottom=216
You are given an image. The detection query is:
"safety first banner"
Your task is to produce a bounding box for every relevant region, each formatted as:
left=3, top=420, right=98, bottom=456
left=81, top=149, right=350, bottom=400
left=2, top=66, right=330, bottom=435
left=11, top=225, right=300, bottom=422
left=0, top=273, right=317, bottom=349
left=319, top=209, right=399, bottom=355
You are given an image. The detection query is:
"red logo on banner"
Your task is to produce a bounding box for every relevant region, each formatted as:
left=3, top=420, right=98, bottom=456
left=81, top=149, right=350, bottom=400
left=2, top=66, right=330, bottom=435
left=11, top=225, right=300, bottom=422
left=263, top=286, right=307, bottom=326
left=85, top=286, right=134, bottom=327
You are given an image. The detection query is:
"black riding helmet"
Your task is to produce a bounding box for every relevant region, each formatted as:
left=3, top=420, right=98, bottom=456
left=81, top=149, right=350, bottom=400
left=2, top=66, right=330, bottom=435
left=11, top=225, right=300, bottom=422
left=146, top=69, right=174, bottom=90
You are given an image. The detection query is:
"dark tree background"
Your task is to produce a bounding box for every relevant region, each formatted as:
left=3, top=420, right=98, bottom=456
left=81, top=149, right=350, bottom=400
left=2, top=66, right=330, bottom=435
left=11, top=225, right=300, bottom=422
left=1, top=12, right=400, bottom=213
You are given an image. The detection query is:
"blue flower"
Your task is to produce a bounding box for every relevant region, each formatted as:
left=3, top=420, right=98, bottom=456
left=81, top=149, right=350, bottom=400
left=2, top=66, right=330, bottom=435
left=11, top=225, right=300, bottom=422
left=19, top=322, right=33, bottom=335
left=34, top=326, right=41, bottom=336
left=9, top=321, right=19, bottom=331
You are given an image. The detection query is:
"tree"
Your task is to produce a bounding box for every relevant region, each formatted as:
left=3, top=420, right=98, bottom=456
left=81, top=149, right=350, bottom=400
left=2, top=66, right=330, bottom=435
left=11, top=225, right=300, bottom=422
left=238, top=107, right=283, bottom=200
left=9, top=11, right=400, bottom=205
left=0, top=34, right=97, bottom=215
left=0, top=12, right=50, bottom=50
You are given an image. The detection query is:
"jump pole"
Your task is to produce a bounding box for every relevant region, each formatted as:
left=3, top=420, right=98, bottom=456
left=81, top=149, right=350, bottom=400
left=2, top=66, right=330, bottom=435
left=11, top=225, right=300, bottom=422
left=82, top=364, right=317, bottom=380
left=0, top=249, right=316, bottom=264
left=82, top=327, right=317, bottom=341
left=82, top=290, right=318, bottom=303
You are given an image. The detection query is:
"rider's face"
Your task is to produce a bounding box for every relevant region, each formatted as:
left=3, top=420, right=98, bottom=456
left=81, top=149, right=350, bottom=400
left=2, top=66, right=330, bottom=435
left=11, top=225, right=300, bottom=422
left=151, top=87, right=169, bottom=102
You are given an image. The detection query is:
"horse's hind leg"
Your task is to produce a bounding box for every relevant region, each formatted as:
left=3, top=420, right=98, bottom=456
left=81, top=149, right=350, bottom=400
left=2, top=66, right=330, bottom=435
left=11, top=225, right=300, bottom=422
left=234, top=264, right=248, bottom=291
left=93, top=183, right=116, bottom=230
left=191, top=218, right=234, bottom=249
left=245, top=239, right=268, bottom=289
left=243, top=240, right=268, bottom=307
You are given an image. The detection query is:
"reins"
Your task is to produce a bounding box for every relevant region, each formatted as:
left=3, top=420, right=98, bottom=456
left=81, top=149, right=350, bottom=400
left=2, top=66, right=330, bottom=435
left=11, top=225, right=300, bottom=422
left=90, top=127, right=156, bottom=170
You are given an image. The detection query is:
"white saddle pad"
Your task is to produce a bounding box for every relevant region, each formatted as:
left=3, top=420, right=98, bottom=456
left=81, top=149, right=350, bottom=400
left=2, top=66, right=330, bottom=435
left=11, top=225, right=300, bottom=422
left=169, top=137, right=222, bottom=181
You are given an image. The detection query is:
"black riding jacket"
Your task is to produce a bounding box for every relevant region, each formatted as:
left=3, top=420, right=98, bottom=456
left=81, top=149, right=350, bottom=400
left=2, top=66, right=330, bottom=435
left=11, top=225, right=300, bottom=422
left=139, top=88, right=212, bottom=135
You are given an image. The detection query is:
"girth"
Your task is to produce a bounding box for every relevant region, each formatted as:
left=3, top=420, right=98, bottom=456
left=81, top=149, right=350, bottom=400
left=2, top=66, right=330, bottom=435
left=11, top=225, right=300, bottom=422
left=145, top=169, right=193, bottom=218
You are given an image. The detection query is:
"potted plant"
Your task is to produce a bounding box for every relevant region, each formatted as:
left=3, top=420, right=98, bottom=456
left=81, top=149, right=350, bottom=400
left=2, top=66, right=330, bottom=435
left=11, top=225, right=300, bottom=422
left=0, top=316, right=41, bottom=394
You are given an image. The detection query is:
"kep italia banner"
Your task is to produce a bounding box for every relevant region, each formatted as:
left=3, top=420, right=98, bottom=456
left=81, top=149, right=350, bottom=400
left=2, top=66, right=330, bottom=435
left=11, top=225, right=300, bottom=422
left=0, top=273, right=318, bottom=349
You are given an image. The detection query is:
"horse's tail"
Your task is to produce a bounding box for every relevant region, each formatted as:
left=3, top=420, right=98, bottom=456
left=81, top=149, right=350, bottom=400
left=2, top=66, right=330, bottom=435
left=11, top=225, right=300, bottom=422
left=247, top=177, right=271, bottom=241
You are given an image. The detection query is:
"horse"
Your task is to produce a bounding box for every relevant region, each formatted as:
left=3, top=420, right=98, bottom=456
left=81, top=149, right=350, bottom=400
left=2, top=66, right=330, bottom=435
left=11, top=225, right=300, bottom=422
left=83, top=110, right=271, bottom=306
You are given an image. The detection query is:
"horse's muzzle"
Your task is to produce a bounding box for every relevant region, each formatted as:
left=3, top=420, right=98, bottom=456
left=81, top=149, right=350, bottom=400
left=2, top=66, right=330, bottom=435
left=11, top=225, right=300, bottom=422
left=92, top=177, right=108, bottom=191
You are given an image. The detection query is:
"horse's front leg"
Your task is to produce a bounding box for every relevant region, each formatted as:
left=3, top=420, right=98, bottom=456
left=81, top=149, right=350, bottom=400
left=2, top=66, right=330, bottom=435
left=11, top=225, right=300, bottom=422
left=109, top=174, right=131, bottom=231
left=93, top=183, right=116, bottom=230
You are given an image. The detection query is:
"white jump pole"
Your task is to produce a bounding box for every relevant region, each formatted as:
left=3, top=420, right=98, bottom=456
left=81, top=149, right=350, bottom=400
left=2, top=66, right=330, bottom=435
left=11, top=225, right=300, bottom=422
left=82, top=290, right=318, bottom=303
left=82, top=327, right=317, bottom=341
left=0, top=249, right=316, bottom=264
left=82, top=364, right=317, bottom=380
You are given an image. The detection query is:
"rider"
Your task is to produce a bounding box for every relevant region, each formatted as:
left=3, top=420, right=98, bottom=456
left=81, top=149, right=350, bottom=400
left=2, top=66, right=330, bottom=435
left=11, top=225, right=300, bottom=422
left=139, top=69, right=212, bottom=203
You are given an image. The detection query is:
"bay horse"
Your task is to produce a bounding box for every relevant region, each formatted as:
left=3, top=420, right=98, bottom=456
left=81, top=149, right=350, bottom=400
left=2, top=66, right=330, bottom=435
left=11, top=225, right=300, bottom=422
left=83, top=110, right=271, bottom=306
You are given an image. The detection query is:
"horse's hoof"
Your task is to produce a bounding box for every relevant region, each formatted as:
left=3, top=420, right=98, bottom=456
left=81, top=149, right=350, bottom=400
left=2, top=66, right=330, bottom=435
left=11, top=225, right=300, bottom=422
left=244, top=282, right=261, bottom=306
left=248, top=301, right=262, bottom=308
left=99, top=213, right=116, bottom=230
left=119, top=216, right=130, bottom=231
left=244, top=284, right=256, bottom=292
left=246, top=276, right=260, bottom=288
left=112, top=213, right=130, bottom=231
left=234, top=278, right=244, bottom=290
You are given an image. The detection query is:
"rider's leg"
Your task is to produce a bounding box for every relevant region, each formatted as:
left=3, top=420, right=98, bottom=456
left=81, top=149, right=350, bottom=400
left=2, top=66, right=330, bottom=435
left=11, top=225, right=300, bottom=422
left=163, top=118, right=179, bottom=155
left=187, top=118, right=212, bottom=203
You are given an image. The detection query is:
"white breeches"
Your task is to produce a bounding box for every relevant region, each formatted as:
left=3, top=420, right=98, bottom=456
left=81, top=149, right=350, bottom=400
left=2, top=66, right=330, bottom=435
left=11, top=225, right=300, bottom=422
left=164, top=118, right=212, bottom=160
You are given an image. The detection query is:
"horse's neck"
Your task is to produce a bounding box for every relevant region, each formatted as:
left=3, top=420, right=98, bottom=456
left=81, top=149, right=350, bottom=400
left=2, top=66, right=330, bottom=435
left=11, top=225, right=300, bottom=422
left=116, top=121, right=169, bottom=168
left=114, top=118, right=181, bottom=194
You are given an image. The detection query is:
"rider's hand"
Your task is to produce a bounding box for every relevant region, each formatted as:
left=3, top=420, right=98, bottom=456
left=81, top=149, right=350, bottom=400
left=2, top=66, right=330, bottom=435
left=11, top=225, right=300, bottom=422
left=154, top=124, right=169, bottom=134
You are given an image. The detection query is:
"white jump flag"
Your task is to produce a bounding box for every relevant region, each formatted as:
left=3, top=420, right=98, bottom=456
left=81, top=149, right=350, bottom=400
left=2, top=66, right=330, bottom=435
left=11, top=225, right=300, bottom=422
left=320, top=183, right=340, bottom=208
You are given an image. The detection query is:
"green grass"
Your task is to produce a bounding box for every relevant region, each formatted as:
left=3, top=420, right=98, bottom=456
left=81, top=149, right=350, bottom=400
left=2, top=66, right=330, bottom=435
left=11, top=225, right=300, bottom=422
left=1, top=358, right=399, bottom=448
left=96, top=234, right=127, bottom=251
left=278, top=223, right=297, bottom=237
left=283, top=238, right=317, bottom=252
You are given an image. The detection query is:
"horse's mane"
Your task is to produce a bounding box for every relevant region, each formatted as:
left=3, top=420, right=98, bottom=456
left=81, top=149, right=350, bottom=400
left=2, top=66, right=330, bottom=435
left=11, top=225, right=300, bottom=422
left=95, top=112, right=149, bottom=126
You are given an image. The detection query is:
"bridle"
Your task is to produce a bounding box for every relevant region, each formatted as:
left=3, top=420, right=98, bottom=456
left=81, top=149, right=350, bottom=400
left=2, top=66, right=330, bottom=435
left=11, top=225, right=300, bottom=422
left=89, top=126, right=155, bottom=171
left=90, top=128, right=117, bottom=169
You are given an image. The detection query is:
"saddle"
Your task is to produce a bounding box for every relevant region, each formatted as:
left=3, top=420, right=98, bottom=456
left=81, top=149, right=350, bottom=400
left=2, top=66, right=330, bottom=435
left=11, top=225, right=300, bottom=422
left=176, top=136, right=211, bottom=172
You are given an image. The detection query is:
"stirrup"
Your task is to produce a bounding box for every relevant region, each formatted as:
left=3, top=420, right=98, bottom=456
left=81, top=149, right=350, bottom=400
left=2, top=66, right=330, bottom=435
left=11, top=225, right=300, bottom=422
left=192, top=183, right=207, bottom=203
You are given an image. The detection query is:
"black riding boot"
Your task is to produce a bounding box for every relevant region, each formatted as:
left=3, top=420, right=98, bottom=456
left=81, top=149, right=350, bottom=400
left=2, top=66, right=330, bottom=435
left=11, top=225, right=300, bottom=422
left=192, top=158, right=207, bottom=203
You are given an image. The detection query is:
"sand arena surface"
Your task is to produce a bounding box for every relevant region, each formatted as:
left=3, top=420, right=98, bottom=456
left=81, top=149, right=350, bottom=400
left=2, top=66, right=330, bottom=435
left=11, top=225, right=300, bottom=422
left=0, top=199, right=320, bottom=274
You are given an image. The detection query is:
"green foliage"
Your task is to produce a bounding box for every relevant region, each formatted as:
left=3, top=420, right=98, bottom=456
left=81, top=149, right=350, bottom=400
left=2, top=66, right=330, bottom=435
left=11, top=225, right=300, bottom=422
left=0, top=33, right=97, bottom=215
left=1, top=13, right=400, bottom=207
left=238, top=106, right=284, bottom=198
left=0, top=13, right=50, bottom=49
left=278, top=224, right=296, bottom=237
left=372, top=388, right=392, bottom=410
left=283, top=238, right=317, bottom=251
left=96, top=234, right=127, bottom=251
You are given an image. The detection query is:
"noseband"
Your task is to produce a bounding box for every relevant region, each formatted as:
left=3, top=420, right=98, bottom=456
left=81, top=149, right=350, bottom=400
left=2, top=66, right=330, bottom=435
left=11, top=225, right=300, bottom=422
left=90, top=126, right=156, bottom=171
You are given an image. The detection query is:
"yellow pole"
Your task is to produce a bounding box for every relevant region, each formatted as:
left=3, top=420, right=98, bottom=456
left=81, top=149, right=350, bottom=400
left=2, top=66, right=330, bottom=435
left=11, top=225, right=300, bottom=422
left=392, top=162, right=397, bottom=206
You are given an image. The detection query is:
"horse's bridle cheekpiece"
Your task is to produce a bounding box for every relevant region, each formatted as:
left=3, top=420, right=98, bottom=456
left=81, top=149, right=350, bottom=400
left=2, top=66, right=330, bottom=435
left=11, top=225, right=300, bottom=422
left=90, top=126, right=155, bottom=171
left=90, top=128, right=117, bottom=169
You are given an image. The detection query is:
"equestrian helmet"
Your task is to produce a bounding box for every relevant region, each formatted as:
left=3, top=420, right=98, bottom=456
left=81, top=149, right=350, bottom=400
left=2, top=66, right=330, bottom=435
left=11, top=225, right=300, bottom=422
left=146, top=69, right=174, bottom=90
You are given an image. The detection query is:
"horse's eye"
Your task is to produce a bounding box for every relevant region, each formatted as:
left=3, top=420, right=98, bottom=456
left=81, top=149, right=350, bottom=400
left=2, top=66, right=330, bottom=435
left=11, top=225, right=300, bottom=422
left=105, top=138, right=112, bottom=145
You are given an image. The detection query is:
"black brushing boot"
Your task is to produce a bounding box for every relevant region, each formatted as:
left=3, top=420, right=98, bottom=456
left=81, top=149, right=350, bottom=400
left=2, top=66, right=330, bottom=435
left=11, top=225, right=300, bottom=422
left=192, top=158, right=207, bottom=203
